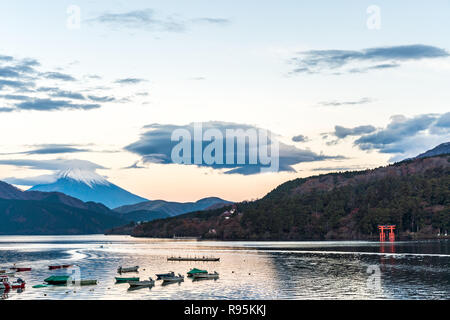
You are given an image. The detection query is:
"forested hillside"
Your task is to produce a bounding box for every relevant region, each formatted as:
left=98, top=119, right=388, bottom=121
left=127, top=155, right=450, bottom=240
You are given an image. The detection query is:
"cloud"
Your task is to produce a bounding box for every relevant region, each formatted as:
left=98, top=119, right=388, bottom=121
left=333, top=125, right=377, bottom=139
left=125, top=122, right=344, bottom=175
left=115, top=78, right=147, bottom=85
left=87, top=95, right=116, bottom=102
left=0, top=94, right=31, bottom=101
left=42, top=72, right=76, bottom=81
left=0, top=55, right=13, bottom=61
left=122, top=161, right=146, bottom=169
left=318, top=97, right=374, bottom=107
left=191, top=18, right=230, bottom=25
left=87, top=9, right=230, bottom=32
left=324, top=113, right=450, bottom=161
left=290, top=44, right=449, bottom=74
left=0, top=159, right=105, bottom=172
left=0, top=79, right=35, bottom=90
left=0, top=67, right=21, bottom=78
left=49, top=90, right=86, bottom=100
left=88, top=9, right=185, bottom=32
left=0, top=53, right=141, bottom=112
left=292, top=134, right=309, bottom=143
left=0, top=159, right=107, bottom=186
left=3, top=174, right=60, bottom=186
left=354, top=113, right=450, bottom=157
left=21, top=144, right=90, bottom=155
left=13, top=98, right=100, bottom=112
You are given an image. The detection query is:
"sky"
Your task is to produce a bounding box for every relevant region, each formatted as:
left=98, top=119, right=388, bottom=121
left=0, top=0, right=449, bottom=202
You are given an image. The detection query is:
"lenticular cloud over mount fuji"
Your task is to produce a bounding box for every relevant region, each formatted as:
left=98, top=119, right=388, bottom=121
left=57, top=168, right=110, bottom=188
left=29, top=167, right=148, bottom=209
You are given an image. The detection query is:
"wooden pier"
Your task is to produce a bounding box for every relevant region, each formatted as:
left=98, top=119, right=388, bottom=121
left=167, top=256, right=220, bottom=262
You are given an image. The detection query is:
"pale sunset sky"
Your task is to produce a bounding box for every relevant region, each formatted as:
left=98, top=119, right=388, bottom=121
left=0, top=1, right=449, bottom=202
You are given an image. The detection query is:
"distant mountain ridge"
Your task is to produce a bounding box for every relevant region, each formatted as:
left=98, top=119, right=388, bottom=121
left=415, top=142, right=450, bottom=159
left=114, top=197, right=233, bottom=222
left=0, top=180, right=125, bottom=235
left=29, top=169, right=148, bottom=209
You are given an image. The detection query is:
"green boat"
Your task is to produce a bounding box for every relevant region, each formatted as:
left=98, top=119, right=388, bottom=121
left=187, top=268, right=208, bottom=277
left=115, top=277, right=139, bottom=283
left=33, top=284, right=51, bottom=288
left=73, top=279, right=98, bottom=286
left=44, top=275, right=71, bottom=285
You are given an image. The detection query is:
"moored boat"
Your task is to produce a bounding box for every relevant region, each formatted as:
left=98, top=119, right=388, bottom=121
left=73, top=279, right=97, bottom=286
left=162, top=274, right=184, bottom=284
left=44, top=275, right=71, bottom=285
left=32, top=284, right=51, bottom=288
left=187, top=268, right=208, bottom=277
left=117, top=266, right=139, bottom=274
left=10, top=267, right=32, bottom=272
left=156, top=271, right=175, bottom=280
left=49, top=265, right=73, bottom=270
left=0, top=276, right=26, bottom=290
left=115, top=277, right=139, bottom=283
left=128, top=277, right=155, bottom=288
left=192, top=271, right=219, bottom=280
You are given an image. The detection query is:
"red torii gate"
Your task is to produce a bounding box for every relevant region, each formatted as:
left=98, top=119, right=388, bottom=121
left=378, top=225, right=396, bottom=242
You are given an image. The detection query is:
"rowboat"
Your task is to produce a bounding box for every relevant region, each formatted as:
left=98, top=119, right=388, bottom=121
left=0, top=276, right=26, bottom=290
left=128, top=278, right=155, bottom=288
left=162, top=274, right=184, bottom=284
left=72, top=279, right=97, bottom=286
left=117, top=266, right=139, bottom=274
left=49, top=265, right=73, bottom=270
left=115, top=277, right=139, bottom=283
left=10, top=267, right=32, bottom=272
left=33, top=284, right=51, bottom=288
left=167, top=256, right=220, bottom=262
left=44, top=275, right=70, bottom=285
left=155, top=271, right=175, bottom=280
left=193, top=271, right=219, bottom=280
left=187, top=268, right=208, bottom=277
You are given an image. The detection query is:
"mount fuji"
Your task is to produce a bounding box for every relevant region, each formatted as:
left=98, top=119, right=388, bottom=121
left=29, top=168, right=148, bottom=209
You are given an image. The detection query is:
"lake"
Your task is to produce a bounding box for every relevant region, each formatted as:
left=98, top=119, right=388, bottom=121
left=0, top=235, right=449, bottom=300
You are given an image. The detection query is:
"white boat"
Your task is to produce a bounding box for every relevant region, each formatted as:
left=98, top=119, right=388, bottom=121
left=162, top=274, right=184, bottom=284
left=193, top=271, right=219, bottom=280
left=117, top=266, right=139, bottom=274
left=128, top=277, right=155, bottom=288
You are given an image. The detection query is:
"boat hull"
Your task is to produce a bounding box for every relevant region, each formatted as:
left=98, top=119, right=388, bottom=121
left=49, top=265, right=73, bottom=270
left=44, top=275, right=71, bottom=285
left=193, top=272, right=219, bottom=280
left=10, top=267, right=32, bottom=272
left=117, top=266, right=139, bottom=274
left=156, top=272, right=175, bottom=280
left=128, top=281, right=155, bottom=288
left=115, top=277, right=139, bottom=283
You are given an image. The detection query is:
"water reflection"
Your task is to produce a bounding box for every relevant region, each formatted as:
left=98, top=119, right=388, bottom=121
left=0, top=236, right=448, bottom=300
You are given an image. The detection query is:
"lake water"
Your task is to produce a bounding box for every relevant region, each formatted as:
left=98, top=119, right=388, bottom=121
left=0, top=235, right=449, bottom=300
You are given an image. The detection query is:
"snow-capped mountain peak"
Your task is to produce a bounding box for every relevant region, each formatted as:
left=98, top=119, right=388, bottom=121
left=57, top=168, right=110, bottom=188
